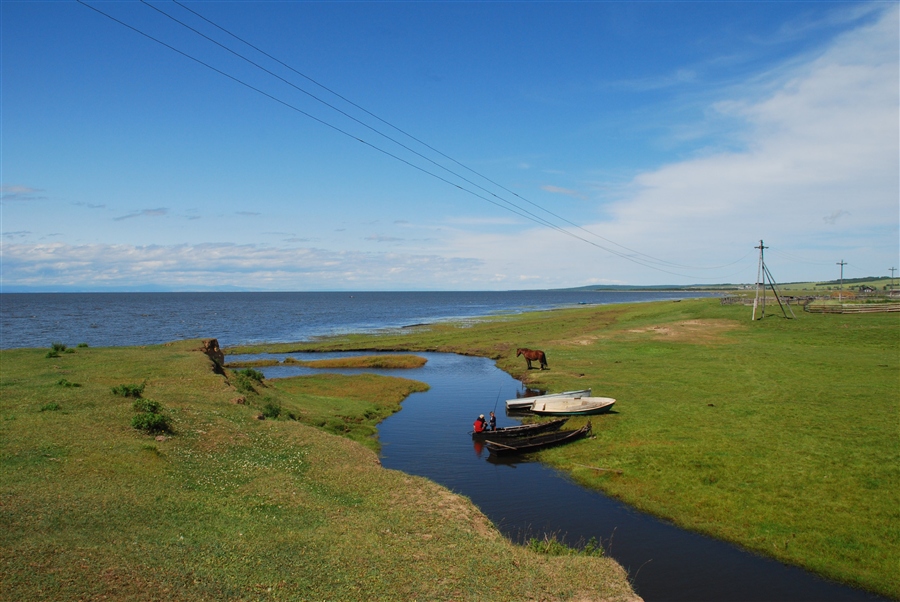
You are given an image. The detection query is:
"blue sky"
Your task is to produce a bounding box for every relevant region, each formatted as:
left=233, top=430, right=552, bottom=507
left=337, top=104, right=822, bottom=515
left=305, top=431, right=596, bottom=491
left=2, top=1, right=897, bottom=291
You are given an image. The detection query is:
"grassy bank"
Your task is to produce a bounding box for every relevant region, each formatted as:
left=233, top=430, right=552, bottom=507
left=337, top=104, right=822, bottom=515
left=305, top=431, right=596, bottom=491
left=0, top=340, right=637, bottom=601
left=231, top=298, right=900, bottom=598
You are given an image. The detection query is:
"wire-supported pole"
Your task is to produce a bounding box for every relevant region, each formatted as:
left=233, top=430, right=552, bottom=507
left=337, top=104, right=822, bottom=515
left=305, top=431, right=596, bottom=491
left=889, top=267, right=897, bottom=292
left=752, top=240, right=792, bottom=320
left=752, top=240, right=768, bottom=321
left=837, top=260, right=847, bottom=302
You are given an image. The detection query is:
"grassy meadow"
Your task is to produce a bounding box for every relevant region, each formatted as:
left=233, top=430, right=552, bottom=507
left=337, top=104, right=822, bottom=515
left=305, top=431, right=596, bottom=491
left=232, top=298, right=900, bottom=598
left=0, top=340, right=637, bottom=601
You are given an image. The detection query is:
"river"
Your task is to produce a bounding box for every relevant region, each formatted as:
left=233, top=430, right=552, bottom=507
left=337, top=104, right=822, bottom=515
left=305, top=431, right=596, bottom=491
left=239, top=350, right=887, bottom=602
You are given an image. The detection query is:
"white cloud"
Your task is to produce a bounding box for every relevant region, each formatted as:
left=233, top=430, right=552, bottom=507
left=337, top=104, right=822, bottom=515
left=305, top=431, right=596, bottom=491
left=541, top=185, right=588, bottom=200
left=0, top=242, right=483, bottom=290
left=113, top=208, right=169, bottom=221
left=439, top=6, right=899, bottom=285
left=0, top=186, right=45, bottom=202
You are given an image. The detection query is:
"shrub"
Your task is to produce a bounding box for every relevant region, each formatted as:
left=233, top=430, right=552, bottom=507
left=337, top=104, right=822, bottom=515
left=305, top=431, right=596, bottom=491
left=132, top=399, right=162, bottom=414
left=232, top=368, right=264, bottom=394
left=76, top=343, right=89, bottom=348
left=262, top=400, right=282, bottom=419
left=237, top=368, right=265, bottom=383
left=50, top=342, right=67, bottom=353
left=112, top=383, right=145, bottom=398
left=131, top=412, right=171, bottom=434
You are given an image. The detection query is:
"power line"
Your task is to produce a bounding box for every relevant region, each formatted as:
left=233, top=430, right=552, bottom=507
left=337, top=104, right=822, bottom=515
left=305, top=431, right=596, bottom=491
left=78, top=0, right=752, bottom=280
left=164, top=0, right=752, bottom=274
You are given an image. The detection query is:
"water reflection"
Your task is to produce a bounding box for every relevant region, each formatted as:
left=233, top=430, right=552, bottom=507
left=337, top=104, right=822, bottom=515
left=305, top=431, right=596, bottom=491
left=248, top=351, right=885, bottom=602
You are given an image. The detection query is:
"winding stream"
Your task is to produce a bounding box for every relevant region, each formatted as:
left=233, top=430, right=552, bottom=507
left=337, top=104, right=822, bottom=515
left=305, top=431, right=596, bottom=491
left=247, top=351, right=887, bottom=602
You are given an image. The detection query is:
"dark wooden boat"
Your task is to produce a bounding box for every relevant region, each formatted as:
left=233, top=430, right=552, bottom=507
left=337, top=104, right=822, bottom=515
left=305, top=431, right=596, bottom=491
left=485, top=422, right=592, bottom=456
left=471, top=418, right=568, bottom=441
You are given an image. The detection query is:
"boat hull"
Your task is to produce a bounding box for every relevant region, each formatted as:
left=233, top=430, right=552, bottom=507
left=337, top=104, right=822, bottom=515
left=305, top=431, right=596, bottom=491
left=505, top=388, right=592, bottom=411
left=529, top=396, right=616, bottom=416
left=486, top=422, right=592, bottom=456
left=472, top=418, right=568, bottom=441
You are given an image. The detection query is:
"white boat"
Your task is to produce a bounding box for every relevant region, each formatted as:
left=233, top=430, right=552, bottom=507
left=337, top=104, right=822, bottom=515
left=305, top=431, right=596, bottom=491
left=505, top=388, right=592, bottom=411
left=530, top=396, right=616, bottom=416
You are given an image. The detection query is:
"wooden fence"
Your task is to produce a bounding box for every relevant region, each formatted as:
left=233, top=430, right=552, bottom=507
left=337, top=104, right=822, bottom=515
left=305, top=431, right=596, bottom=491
left=804, top=303, right=900, bottom=314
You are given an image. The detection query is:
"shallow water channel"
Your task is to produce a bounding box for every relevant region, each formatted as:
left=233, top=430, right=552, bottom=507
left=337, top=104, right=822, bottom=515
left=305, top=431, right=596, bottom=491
left=244, top=351, right=886, bottom=602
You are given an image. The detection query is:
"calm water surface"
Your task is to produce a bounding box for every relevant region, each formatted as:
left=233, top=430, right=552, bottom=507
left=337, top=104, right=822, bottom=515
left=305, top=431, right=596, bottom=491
left=0, top=290, right=706, bottom=349
left=237, top=351, right=887, bottom=602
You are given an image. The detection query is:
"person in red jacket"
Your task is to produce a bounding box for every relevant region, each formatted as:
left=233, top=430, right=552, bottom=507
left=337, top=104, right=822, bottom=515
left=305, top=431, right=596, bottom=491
left=473, top=414, right=488, bottom=433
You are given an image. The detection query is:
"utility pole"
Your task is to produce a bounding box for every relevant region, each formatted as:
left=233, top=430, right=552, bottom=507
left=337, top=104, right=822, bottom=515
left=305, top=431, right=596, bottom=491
left=890, top=267, right=897, bottom=292
left=751, top=240, right=794, bottom=321
left=752, top=240, right=768, bottom=321
left=837, top=260, right=847, bottom=302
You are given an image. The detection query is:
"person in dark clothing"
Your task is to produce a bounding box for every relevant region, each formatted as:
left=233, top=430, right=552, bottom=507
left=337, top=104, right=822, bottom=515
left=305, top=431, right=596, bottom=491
left=488, top=411, right=497, bottom=431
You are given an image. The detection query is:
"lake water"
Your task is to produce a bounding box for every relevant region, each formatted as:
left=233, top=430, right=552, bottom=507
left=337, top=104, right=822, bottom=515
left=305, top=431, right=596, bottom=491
left=0, top=290, right=706, bottom=349
left=1, top=291, right=886, bottom=601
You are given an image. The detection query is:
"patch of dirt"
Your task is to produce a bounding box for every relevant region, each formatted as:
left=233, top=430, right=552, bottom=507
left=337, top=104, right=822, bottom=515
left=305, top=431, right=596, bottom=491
left=624, top=319, right=741, bottom=344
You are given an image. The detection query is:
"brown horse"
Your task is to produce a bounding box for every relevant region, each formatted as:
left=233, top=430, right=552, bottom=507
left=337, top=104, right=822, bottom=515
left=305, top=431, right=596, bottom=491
left=517, top=348, right=548, bottom=370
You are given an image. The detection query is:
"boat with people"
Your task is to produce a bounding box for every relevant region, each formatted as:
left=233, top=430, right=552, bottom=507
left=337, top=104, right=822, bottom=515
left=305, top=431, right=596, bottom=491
left=529, top=396, right=616, bottom=416
left=505, top=388, right=592, bottom=411
left=485, top=422, right=592, bottom=456
left=471, top=418, right=568, bottom=441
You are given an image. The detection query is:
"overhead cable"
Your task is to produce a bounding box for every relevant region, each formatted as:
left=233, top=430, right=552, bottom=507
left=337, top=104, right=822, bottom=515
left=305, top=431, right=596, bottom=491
left=78, top=0, right=753, bottom=280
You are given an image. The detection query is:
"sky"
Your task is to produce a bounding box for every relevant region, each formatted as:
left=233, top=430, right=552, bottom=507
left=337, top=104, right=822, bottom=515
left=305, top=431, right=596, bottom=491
left=1, top=1, right=898, bottom=291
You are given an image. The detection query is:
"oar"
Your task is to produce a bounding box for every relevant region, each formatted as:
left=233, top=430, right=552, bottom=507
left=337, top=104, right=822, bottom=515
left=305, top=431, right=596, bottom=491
left=486, top=440, right=517, bottom=450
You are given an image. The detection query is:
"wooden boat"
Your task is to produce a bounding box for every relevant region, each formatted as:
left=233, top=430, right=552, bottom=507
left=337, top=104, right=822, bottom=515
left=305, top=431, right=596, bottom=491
left=505, top=388, right=592, bottom=411
left=471, top=418, right=568, bottom=441
left=530, top=396, right=616, bottom=416
left=486, top=422, right=592, bottom=456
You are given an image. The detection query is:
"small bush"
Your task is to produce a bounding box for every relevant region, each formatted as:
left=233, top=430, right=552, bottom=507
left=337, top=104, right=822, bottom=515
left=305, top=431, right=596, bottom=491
left=232, top=368, right=264, bottom=395
left=237, top=368, right=265, bottom=383
left=132, top=399, right=162, bottom=414
left=50, top=342, right=67, bottom=353
left=262, top=400, right=282, bottom=419
left=40, top=402, right=61, bottom=412
left=112, top=383, right=145, bottom=398
left=131, top=412, right=171, bottom=434
left=45, top=350, right=60, bottom=359
left=76, top=343, right=89, bottom=348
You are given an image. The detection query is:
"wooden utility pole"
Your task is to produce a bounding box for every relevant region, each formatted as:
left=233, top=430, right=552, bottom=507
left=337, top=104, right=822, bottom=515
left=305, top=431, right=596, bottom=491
left=752, top=240, right=768, bottom=321
left=837, top=260, right=847, bottom=302
left=752, top=240, right=793, bottom=320
left=890, top=267, right=897, bottom=292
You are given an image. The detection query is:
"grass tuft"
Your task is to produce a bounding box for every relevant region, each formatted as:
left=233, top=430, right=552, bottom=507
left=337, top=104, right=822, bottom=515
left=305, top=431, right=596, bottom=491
left=111, top=382, right=146, bottom=398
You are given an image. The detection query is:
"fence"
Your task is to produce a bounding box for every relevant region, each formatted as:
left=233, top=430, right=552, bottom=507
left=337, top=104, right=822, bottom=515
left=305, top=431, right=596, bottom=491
left=804, top=303, right=900, bottom=314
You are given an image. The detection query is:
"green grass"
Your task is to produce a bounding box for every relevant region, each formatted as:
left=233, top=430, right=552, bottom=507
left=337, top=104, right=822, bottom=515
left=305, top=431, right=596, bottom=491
left=285, top=354, right=428, bottom=370
left=270, top=372, right=429, bottom=451
left=0, top=340, right=635, bottom=601
left=231, top=298, right=900, bottom=598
